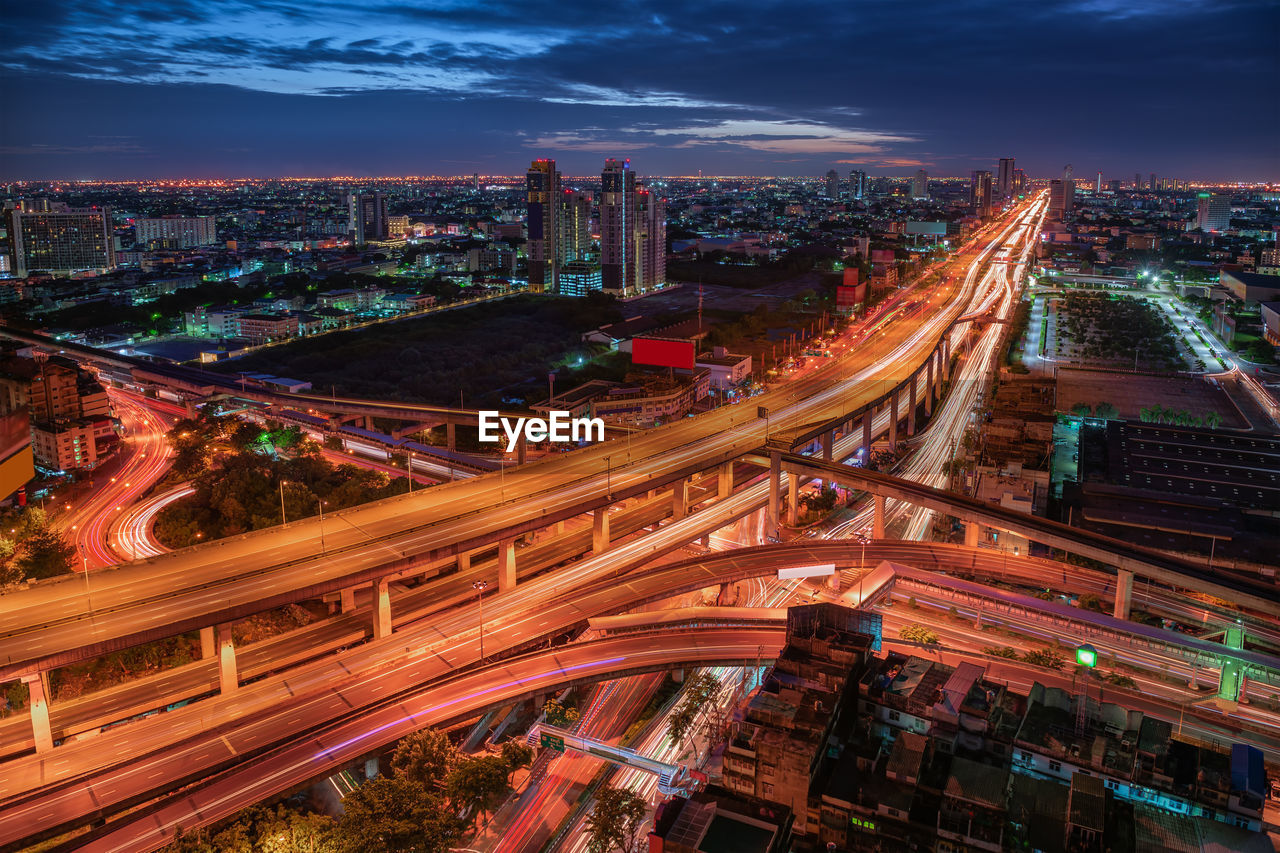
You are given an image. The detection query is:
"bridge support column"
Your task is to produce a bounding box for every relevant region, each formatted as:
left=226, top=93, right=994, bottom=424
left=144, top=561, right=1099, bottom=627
left=340, top=587, right=356, bottom=613
left=822, top=430, right=833, bottom=463
left=718, top=461, right=733, bottom=500
left=889, top=389, right=899, bottom=452
left=218, top=623, right=238, bottom=694
left=363, top=415, right=374, bottom=431
left=457, top=551, right=471, bottom=574
left=446, top=421, right=457, bottom=452
left=873, top=494, right=886, bottom=539
left=964, top=521, right=980, bottom=547
left=787, top=472, right=799, bottom=527
left=672, top=477, right=690, bottom=521
left=592, top=507, right=611, bottom=556
left=498, top=538, right=517, bottom=592
left=942, top=338, right=951, bottom=382
left=925, top=357, right=934, bottom=416
left=22, top=672, right=53, bottom=754
left=907, top=375, right=917, bottom=436
left=862, top=411, right=872, bottom=462
left=1113, top=570, right=1134, bottom=620
left=767, top=451, right=781, bottom=536
left=554, top=520, right=565, bottom=536
left=373, top=580, right=392, bottom=640
left=200, top=625, right=216, bottom=659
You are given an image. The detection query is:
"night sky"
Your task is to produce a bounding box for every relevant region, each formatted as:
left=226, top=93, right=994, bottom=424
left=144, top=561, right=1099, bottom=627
left=2, top=0, right=1277, bottom=181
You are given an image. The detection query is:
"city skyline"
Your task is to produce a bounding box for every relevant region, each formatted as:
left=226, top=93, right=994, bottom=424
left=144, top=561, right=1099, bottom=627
left=3, top=0, right=1278, bottom=181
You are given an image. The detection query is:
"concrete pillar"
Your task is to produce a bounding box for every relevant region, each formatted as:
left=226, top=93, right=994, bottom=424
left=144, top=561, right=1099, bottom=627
left=700, top=533, right=710, bottom=548
left=364, top=757, right=379, bottom=780
left=822, top=430, right=833, bottom=462
left=200, top=625, right=216, bottom=659
left=373, top=579, right=391, bottom=639
left=517, top=434, right=526, bottom=465
left=964, top=521, right=980, bottom=547
left=908, top=374, right=918, bottom=435
left=889, top=388, right=899, bottom=452
left=786, top=472, right=799, bottom=527
left=446, top=421, right=457, bottom=452
left=458, top=551, right=472, bottom=574
left=554, top=520, right=565, bottom=536
left=942, top=338, right=951, bottom=381
left=340, top=587, right=356, bottom=613
left=498, top=538, right=517, bottom=592
left=873, top=494, right=886, bottom=539
left=592, top=507, right=611, bottom=555
left=672, top=477, right=690, bottom=521
left=1113, top=570, right=1134, bottom=620
left=767, top=451, right=781, bottom=536
left=718, top=461, right=734, bottom=500
left=862, top=411, right=872, bottom=462
left=925, top=357, right=934, bottom=416
left=363, top=415, right=374, bottom=431
left=218, top=623, right=238, bottom=694
left=23, top=672, right=53, bottom=754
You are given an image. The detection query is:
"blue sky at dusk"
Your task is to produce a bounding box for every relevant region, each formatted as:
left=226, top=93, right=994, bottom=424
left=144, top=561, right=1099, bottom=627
left=1, top=0, right=1277, bottom=180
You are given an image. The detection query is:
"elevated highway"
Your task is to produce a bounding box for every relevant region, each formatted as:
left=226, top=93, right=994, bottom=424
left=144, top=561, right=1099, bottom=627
left=0, top=200, right=1048, bottom=684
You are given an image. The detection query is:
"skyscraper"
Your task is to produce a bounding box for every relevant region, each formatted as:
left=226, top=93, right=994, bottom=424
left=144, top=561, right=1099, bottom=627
left=824, top=170, right=840, bottom=199
left=1013, top=169, right=1026, bottom=197
left=558, top=189, right=592, bottom=266
left=1095, top=171, right=1103, bottom=193
left=346, top=192, right=387, bottom=243
left=997, top=158, right=1015, bottom=199
left=970, top=170, right=993, bottom=218
left=636, top=188, right=666, bottom=292
left=911, top=170, right=929, bottom=200
left=1048, top=179, right=1075, bottom=220
left=1197, top=193, right=1231, bottom=232
left=1149, top=173, right=1158, bottom=191
left=1135, top=173, right=1143, bottom=190
left=849, top=170, right=867, bottom=200
left=6, top=201, right=115, bottom=278
left=526, top=159, right=561, bottom=293
left=601, top=158, right=637, bottom=296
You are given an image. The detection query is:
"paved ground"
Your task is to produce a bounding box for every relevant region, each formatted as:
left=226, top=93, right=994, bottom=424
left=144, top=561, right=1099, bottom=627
left=1054, top=368, right=1249, bottom=429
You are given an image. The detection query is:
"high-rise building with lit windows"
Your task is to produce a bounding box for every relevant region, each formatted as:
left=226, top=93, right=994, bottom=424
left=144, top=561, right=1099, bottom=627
left=601, top=158, right=636, bottom=296
left=970, top=170, right=993, bottom=218
left=558, top=189, right=592, bottom=266
left=346, top=191, right=387, bottom=243
left=911, top=170, right=928, bottom=200
left=997, top=158, right=1015, bottom=199
left=849, top=169, right=867, bottom=200
left=6, top=200, right=115, bottom=278
left=1197, top=193, right=1231, bottom=232
left=526, top=158, right=561, bottom=292
left=636, top=188, right=666, bottom=292
left=824, top=169, right=840, bottom=198
left=1013, top=169, right=1026, bottom=196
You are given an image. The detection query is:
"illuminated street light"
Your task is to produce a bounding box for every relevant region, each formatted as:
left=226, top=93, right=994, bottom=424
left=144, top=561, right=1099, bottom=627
left=1076, top=644, right=1098, bottom=668
left=472, top=579, right=488, bottom=660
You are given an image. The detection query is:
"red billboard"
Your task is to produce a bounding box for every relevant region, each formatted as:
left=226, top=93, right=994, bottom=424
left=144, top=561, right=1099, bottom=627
left=837, top=284, right=865, bottom=309
left=632, top=337, right=695, bottom=369
left=870, top=248, right=895, bottom=263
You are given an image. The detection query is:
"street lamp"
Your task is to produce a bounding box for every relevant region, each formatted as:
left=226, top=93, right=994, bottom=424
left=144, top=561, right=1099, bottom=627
left=279, top=480, right=288, bottom=525
left=604, top=455, right=612, bottom=500
left=318, top=499, right=328, bottom=554
left=473, top=579, right=488, bottom=660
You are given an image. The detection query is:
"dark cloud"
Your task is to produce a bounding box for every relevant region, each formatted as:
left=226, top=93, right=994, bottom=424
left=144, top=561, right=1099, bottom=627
left=1, top=0, right=1276, bottom=178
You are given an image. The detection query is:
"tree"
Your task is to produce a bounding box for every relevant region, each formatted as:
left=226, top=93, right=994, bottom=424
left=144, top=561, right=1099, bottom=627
left=1093, top=402, right=1119, bottom=420
left=584, top=785, right=647, bottom=853
left=543, top=697, right=580, bottom=728
left=1021, top=649, right=1066, bottom=670
left=338, top=775, right=459, bottom=853
left=390, top=728, right=457, bottom=790
left=18, top=526, right=75, bottom=580
left=665, top=672, right=720, bottom=749
left=445, top=754, right=511, bottom=830
left=1205, top=410, right=1222, bottom=429
left=899, top=623, right=939, bottom=645
left=500, top=739, right=534, bottom=785
left=1070, top=403, right=1092, bottom=417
